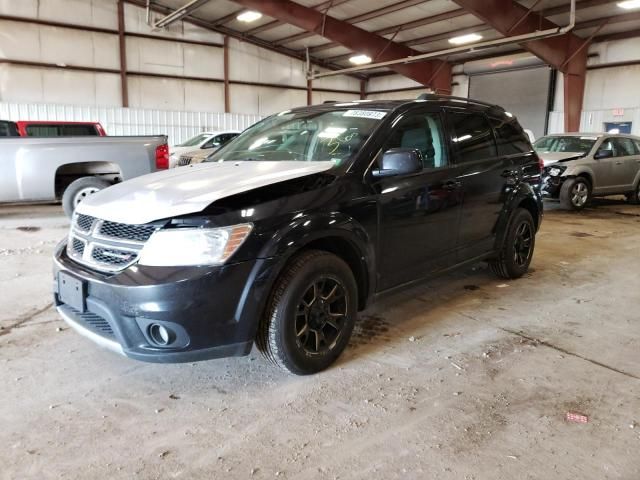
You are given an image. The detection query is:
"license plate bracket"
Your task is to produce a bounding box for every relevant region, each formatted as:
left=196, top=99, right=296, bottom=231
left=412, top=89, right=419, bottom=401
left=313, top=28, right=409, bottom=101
left=58, top=271, right=86, bottom=312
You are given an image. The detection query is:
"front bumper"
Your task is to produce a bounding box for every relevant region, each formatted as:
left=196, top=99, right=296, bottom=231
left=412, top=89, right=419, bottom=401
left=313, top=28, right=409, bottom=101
left=541, top=174, right=564, bottom=198
left=53, top=241, right=279, bottom=363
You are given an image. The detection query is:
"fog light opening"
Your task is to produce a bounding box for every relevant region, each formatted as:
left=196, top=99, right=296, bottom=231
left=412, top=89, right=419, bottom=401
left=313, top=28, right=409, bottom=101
left=148, top=323, right=175, bottom=346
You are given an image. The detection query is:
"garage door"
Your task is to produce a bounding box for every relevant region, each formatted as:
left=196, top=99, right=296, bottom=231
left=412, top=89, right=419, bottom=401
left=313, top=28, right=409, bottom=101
left=469, top=67, right=553, bottom=140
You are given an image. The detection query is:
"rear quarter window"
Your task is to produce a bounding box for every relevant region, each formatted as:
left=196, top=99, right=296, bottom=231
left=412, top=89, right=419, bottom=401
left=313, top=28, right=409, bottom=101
left=25, top=124, right=98, bottom=136
left=490, top=117, right=531, bottom=156
left=447, top=111, right=497, bottom=162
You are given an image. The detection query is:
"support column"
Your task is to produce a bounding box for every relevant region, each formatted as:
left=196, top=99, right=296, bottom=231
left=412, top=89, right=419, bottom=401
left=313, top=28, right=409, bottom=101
left=117, top=0, right=129, bottom=107
left=224, top=36, right=230, bottom=113
left=360, top=79, right=367, bottom=100
left=307, top=79, right=313, bottom=105
left=563, top=47, right=587, bottom=132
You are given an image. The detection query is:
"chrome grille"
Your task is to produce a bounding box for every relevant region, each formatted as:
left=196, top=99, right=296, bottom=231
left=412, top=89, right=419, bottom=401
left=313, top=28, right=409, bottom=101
left=178, top=155, right=192, bottom=166
left=67, top=213, right=160, bottom=273
left=98, top=220, right=157, bottom=242
left=76, top=214, right=95, bottom=232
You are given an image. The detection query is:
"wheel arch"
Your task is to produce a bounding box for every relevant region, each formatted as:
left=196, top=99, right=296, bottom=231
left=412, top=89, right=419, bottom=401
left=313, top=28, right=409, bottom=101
left=54, top=162, right=122, bottom=198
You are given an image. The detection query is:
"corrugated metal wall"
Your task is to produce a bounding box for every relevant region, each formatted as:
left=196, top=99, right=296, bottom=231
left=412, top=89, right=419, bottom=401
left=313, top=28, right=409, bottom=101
left=0, top=102, right=262, bottom=146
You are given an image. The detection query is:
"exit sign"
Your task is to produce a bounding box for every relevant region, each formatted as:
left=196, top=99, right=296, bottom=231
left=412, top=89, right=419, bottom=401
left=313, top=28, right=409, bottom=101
left=612, top=108, right=624, bottom=116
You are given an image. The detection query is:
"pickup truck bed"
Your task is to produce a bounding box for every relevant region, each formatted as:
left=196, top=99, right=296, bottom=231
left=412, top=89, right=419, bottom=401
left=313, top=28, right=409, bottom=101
left=0, top=135, right=168, bottom=214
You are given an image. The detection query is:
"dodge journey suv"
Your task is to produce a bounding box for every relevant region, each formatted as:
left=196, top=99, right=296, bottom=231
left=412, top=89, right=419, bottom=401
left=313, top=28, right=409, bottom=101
left=53, top=96, right=543, bottom=375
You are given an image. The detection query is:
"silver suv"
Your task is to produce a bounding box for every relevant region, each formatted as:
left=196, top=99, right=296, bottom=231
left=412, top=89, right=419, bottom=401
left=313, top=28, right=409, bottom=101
left=536, top=133, right=640, bottom=210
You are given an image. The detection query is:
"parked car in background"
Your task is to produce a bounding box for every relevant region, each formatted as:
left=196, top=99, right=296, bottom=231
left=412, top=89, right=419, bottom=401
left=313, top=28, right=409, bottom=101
left=176, top=134, right=240, bottom=166
left=1, top=135, right=168, bottom=216
left=170, top=131, right=240, bottom=168
left=535, top=133, right=640, bottom=210
left=53, top=96, right=542, bottom=375
left=0, top=120, right=19, bottom=136
left=15, top=120, right=106, bottom=137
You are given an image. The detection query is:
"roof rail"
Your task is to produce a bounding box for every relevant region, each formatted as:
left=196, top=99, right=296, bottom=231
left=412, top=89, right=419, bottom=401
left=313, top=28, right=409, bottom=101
left=323, top=100, right=338, bottom=104
left=415, top=93, right=504, bottom=111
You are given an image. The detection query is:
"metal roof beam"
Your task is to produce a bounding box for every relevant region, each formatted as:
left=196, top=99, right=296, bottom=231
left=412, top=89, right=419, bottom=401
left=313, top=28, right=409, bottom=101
left=230, top=0, right=452, bottom=92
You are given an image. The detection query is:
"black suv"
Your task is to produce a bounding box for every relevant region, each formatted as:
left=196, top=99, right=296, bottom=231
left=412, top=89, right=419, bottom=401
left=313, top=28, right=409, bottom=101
left=53, top=96, right=543, bottom=375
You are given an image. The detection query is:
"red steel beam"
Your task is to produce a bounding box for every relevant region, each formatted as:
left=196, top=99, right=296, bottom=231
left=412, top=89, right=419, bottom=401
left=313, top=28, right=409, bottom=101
left=230, top=0, right=452, bottom=92
left=274, top=0, right=427, bottom=46
left=117, top=0, right=129, bottom=107
left=244, top=0, right=353, bottom=36
left=451, top=0, right=589, bottom=132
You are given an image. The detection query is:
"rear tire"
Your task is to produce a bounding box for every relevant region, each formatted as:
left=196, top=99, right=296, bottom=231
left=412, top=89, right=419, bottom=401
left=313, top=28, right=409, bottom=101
left=626, top=182, right=640, bottom=205
left=559, top=177, right=591, bottom=211
left=62, top=177, right=111, bottom=218
left=489, top=208, right=536, bottom=279
left=256, top=250, right=357, bottom=375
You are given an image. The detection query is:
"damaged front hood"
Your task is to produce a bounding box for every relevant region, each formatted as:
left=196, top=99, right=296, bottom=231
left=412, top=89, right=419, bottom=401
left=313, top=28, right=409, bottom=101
left=538, top=152, right=585, bottom=167
left=77, top=160, right=336, bottom=224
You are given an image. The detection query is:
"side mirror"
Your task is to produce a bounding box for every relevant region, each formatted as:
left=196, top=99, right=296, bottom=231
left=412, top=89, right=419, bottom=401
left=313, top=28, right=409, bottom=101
left=372, top=148, right=423, bottom=178
left=594, top=149, right=613, bottom=159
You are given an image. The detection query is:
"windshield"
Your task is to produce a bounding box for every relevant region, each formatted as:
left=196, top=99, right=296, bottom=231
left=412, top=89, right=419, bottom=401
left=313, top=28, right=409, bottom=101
left=533, top=136, right=597, bottom=154
left=177, top=133, right=211, bottom=147
left=207, top=108, right=387, bottom=165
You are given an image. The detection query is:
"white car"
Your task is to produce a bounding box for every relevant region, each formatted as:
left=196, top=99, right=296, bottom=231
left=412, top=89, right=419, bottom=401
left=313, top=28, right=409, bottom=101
left=169, top=131, right=239, bottom=168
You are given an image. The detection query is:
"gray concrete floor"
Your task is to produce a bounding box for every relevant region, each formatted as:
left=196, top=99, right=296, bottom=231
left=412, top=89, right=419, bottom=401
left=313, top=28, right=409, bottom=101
left=1, top=200, right=639, bottom=480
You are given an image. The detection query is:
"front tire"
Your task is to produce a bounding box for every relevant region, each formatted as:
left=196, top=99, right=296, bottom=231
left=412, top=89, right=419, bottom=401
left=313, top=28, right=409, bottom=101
left=560, top=177, right=591, bottom=211
left=489, top=208, right=536, bottom=279
left=62, top=176, right=111, bottom=218
left=257, top=250, right=358, bottom=375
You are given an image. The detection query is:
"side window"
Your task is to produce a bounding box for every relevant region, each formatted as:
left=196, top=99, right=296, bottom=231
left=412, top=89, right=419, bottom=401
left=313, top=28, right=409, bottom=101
left=201, top=136, right=220, bottom=149
left=448, top=112, right=497, bottom=163
left=598, top=138, right=615, bottom=156
left=381, top=112, right=448, bottom=169
left=490, top=117, right=531, bottom=156
left=62, top=125, right=98, bottom=136
left=612, top=137, right=639, bottom=157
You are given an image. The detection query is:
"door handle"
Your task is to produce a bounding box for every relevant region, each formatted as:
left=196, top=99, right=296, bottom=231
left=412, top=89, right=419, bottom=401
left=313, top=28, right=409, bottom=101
left=501, top=169, right=518, bottom=178
left=443, top=180, right=462, bottom=191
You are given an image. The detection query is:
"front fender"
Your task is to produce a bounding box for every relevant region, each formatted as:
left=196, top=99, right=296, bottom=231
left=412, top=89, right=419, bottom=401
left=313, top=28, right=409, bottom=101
left=258, top=211, right=376, bottom=303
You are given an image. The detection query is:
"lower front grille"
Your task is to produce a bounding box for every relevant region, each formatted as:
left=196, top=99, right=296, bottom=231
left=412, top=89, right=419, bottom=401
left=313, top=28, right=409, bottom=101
left=63, top=305, right=115, bottom=340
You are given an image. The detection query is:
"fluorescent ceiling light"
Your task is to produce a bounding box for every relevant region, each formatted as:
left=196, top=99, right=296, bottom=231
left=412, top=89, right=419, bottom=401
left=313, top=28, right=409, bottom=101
left=237, top=10, right=262, bottom=22
left=349, top=54, right=372, bottom=65
left=448, top=33, right=483, bottom=45
left=617, top=0, right=640, bottom=8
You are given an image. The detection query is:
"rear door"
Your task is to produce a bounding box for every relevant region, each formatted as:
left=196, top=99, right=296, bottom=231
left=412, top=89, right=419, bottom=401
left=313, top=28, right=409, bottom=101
left=445, top=108, right=513, bottom=259
left=373, top=107, right=464, bottom=290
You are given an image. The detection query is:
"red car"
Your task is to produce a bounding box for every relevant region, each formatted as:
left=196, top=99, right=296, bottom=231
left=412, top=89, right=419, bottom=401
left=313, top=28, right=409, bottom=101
left=15, top=120, right=107, bottom=137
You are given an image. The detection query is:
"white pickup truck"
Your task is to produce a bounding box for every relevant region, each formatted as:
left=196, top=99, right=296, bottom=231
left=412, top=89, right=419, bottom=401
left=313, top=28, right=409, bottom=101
left=0, top=135, right=168, bottom=216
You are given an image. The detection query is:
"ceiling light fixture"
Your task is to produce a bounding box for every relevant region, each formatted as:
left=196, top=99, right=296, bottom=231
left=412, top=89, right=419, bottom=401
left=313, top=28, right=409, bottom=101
left=448, top=33, right=483, bottom=45
left=237, top=10, right=262, bottom=22
left=617, top=0, right=640, bottom=8
left=349, top=54, right=372, bottom=65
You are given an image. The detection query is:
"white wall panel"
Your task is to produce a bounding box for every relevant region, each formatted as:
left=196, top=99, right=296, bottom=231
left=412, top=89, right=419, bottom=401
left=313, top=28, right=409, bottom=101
left=313, top=91, right=359, bottom=104
left=230, top=84, right=307, bottom=116
left=127, top=76, right=225, bottom=113
left=0, top=20, right=119, bottom=69
left=368, top=74, right=422, bottom=93
left=0, top=65, right=44, bottom=103
left=0, top=0, right=38, bottom=17
left=37, top=0, right=118, bottom=30
left=311, top=71, right=360, bottom=92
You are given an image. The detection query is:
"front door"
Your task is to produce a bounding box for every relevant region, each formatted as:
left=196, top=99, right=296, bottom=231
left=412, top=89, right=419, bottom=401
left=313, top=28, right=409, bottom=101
left=592, top=137, right=635, bottom=192
left=372, top=109, right=463, bottom=291
left=445, top=109, right=513, bottom=259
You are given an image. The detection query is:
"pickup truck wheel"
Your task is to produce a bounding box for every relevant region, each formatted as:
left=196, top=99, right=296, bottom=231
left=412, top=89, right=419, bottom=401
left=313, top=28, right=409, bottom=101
left=625, top=182, right=640, bottom=205
left=559, top=177, right=591, bottom=210
left=62, top=177, right=111, bottom=218
left=489, top=208, right=535, bottom=279
left=257, top=250, right=357, bottom=375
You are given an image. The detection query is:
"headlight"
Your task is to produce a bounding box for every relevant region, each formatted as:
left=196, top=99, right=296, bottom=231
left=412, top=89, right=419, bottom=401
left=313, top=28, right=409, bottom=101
left=548, top=166, right=565, bottom=177
left=138, top=224, right=253, bottom=266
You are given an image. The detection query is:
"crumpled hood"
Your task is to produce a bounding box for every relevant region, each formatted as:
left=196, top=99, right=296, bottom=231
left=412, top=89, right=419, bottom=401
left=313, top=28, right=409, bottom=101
left=538, top=151, right=585, bottom=167
left=77, top=160, right=336, bottom=224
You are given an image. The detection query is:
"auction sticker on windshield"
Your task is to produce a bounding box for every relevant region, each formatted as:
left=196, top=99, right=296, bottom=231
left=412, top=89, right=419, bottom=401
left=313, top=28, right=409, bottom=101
left=343, top=110, right=387, bottom=120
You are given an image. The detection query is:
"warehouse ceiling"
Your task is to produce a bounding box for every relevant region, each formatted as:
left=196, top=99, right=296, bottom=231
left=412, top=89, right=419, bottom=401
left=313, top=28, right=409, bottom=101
left=143, top=0, right=640, bottom=77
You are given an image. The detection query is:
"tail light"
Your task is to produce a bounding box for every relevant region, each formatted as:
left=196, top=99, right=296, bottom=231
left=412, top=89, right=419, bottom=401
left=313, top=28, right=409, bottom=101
left=155, top=144, right=169, bottom=170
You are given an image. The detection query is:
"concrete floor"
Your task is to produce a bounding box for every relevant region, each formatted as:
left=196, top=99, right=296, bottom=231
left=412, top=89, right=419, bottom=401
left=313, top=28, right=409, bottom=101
left=1, top=200, right=639, bottom=480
